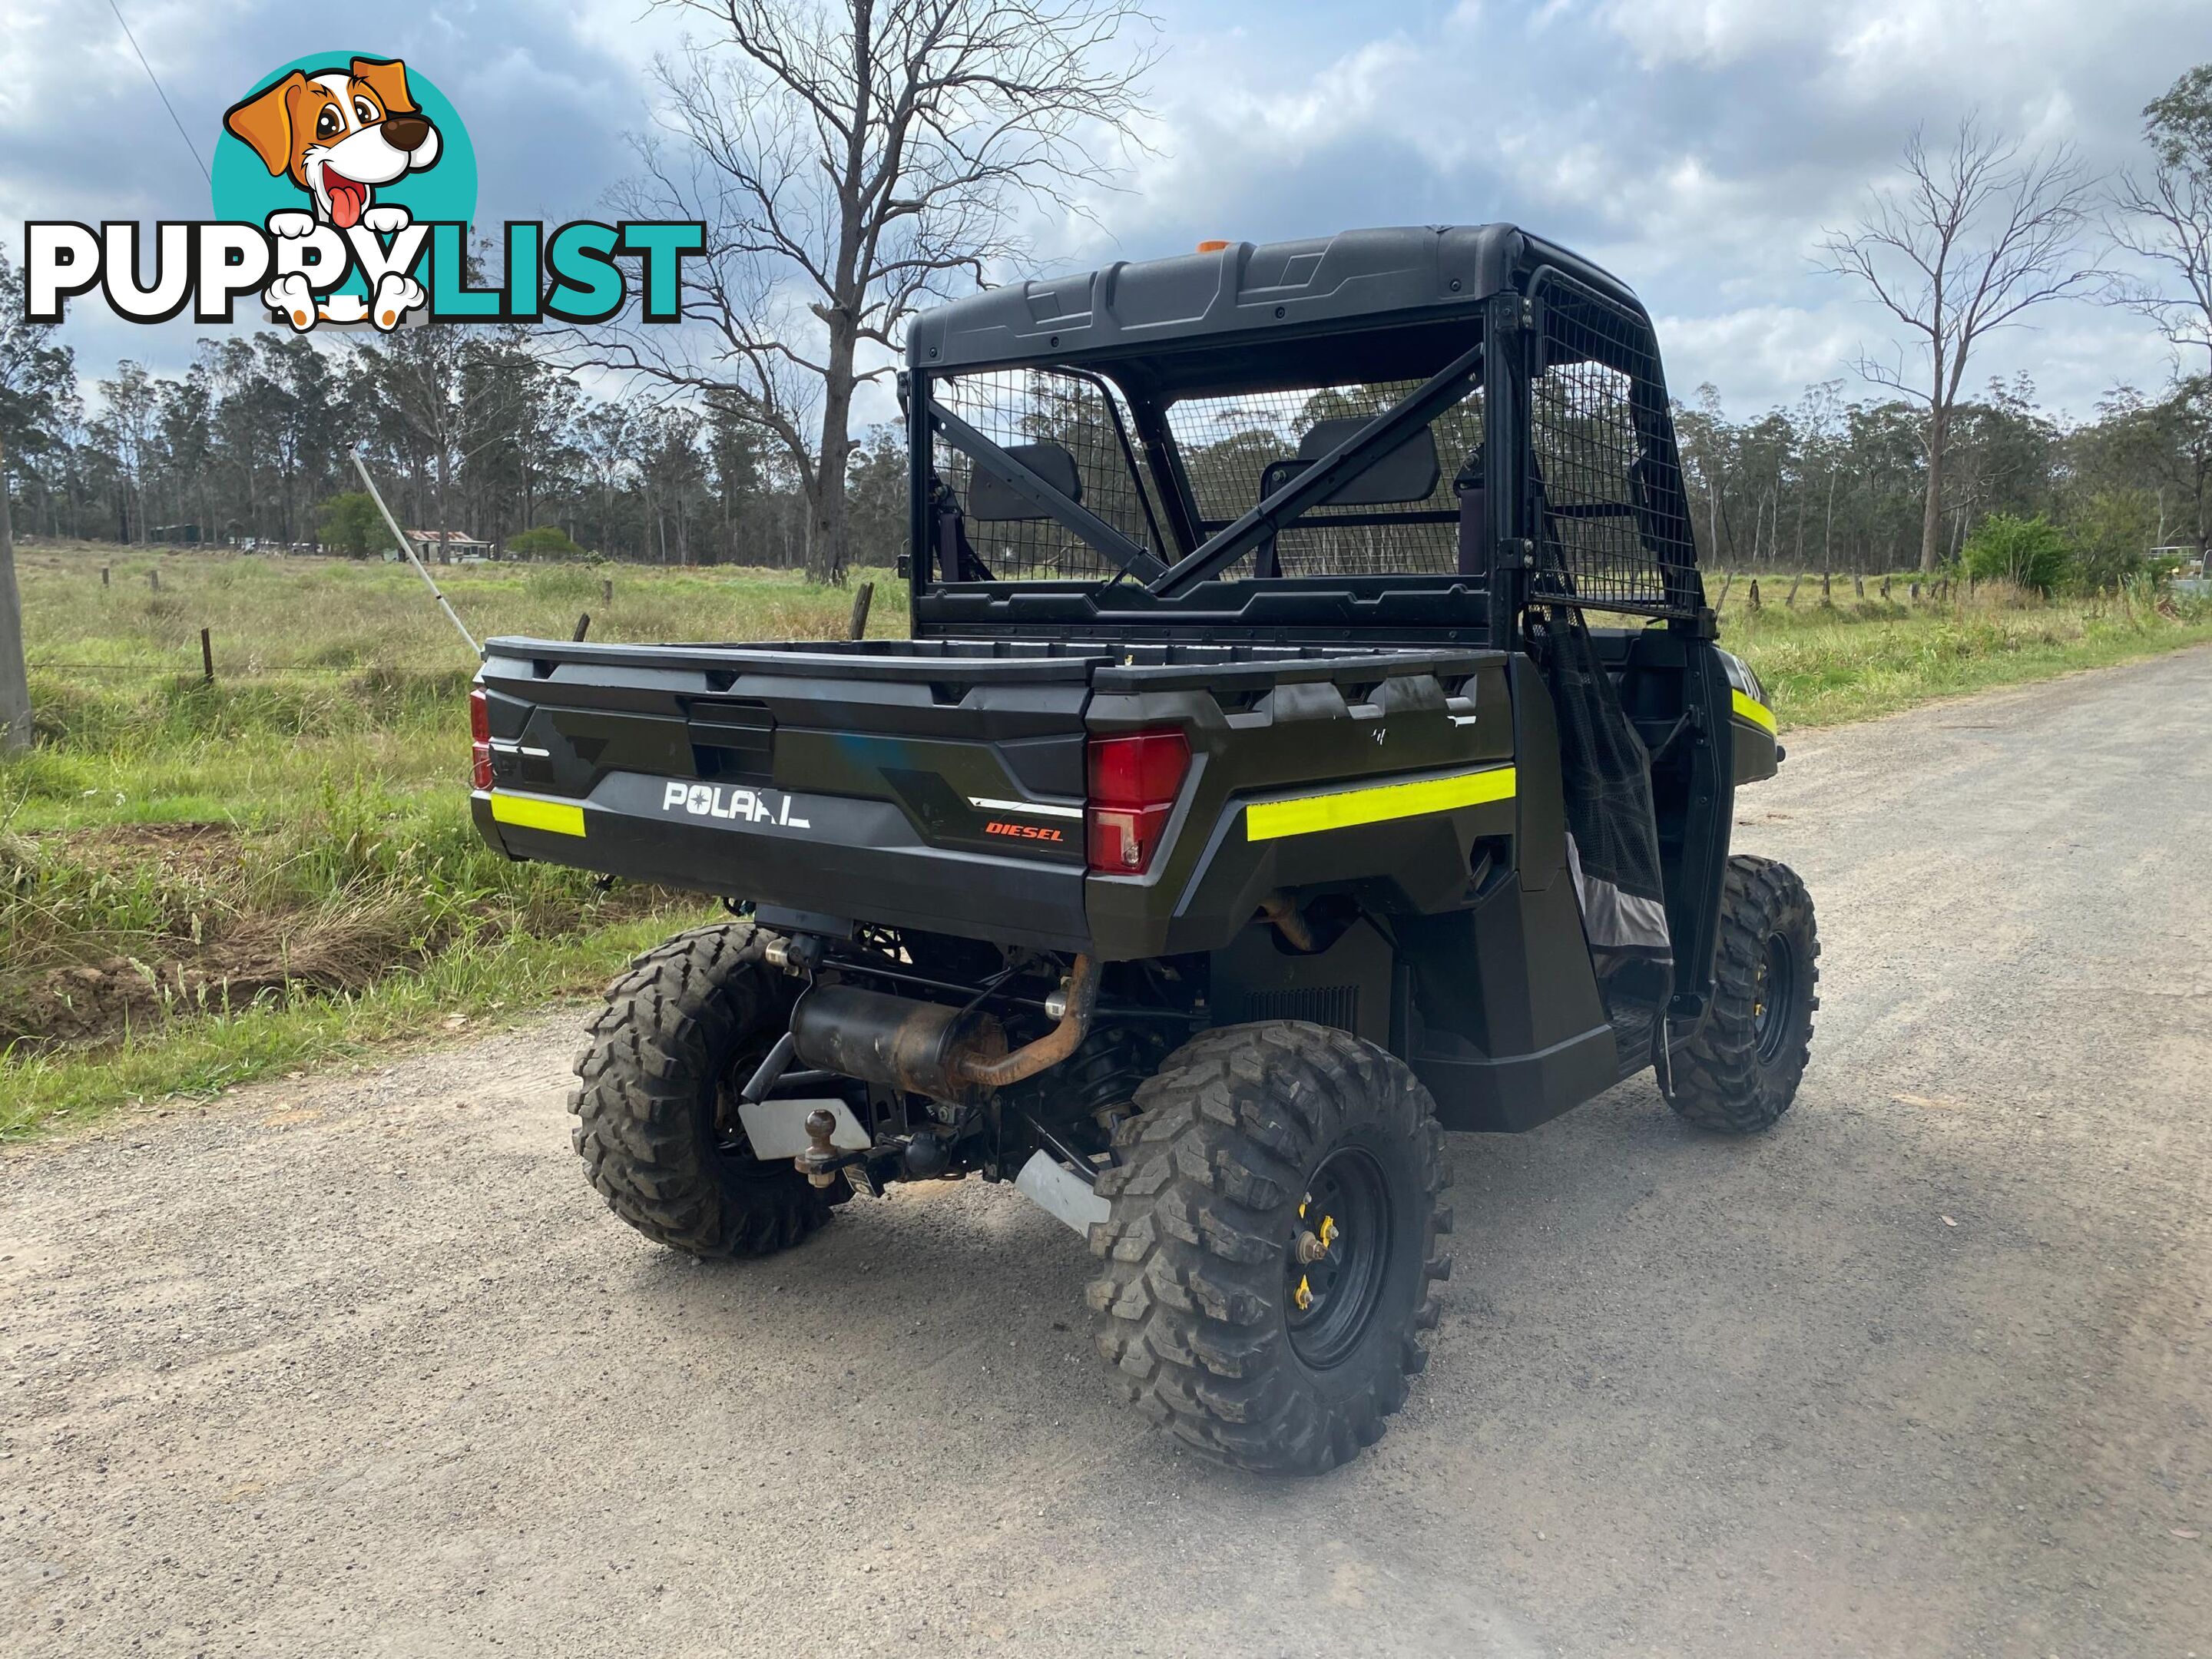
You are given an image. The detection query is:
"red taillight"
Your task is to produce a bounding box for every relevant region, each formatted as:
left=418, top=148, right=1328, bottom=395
left=1088, top=729, right=1190, bottom=874
left=469, top=687, right=493, bottom=791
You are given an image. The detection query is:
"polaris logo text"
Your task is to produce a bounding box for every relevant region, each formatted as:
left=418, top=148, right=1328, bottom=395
left=663, top=781, right=810, bottom=829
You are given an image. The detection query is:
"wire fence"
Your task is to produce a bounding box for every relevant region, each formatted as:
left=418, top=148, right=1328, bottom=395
left=1709, top=571, right=1967, bottom=613
left=26, top=661, right=364, bottom=677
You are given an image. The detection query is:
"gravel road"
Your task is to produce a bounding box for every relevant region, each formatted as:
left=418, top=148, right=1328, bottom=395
left=5, top=648, right=2210, bottom=1658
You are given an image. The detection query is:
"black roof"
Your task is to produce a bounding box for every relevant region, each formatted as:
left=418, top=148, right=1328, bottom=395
left=906, top=224, right=1644, bottom=376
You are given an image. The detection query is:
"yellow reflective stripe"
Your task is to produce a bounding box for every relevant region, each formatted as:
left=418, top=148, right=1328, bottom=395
left=1246, top=764, right=1516, bottom=843
left=489, top=792, right=587, bottom=838
left=1731, top=689, right=1778, bottom=735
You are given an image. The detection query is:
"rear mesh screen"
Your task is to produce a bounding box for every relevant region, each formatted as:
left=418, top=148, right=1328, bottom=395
left=1528, top=271, right=1702, bottom=618
left=1165, top=383, right=1485, bottom=579
left=927, top=368, right=1167, bottom=581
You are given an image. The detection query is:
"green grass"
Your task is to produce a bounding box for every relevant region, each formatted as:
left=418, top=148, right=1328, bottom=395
left=1710, top=578, right=2212, bottom=727
left=0, top=911, right=696, bottom=1141
left=2, top=545, right=899, bottom=1141
left=2, top=545, right=2206, bottom=1143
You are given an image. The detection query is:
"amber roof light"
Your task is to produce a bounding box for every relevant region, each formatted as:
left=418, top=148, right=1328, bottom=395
left=1196, top=239, right=1231, bottom=253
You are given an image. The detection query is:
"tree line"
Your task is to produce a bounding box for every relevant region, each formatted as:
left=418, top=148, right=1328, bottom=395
left=0, top=266, right=912, bottom=571
left=3, top=247, right=2200, bottom=582
left=0, top=0, right=1154, bottom=580
left=1674, top=372, right=2208, bottom=579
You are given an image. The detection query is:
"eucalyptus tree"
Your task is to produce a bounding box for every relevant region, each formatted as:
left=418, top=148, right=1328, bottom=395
left=1821, top=116, right=2100, bottom=571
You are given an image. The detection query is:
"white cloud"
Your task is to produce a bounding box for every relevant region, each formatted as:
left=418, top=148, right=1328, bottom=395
left=1598, top=0, right=1836, bottom=68
left=1033, top=0, right=2208, bottom=418
left=1654, top=304, right=1867, bottom=404
left=6, top=0, right=2209, bottom=423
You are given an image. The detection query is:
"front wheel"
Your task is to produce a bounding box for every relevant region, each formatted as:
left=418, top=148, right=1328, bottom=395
left=1665, top=855, right=1820, bottom=1133
left=1086, top=1022, right=1451, bottom=1475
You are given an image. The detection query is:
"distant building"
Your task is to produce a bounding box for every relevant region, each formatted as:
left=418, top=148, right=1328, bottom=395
left=401, top=528, right=497, bottom=562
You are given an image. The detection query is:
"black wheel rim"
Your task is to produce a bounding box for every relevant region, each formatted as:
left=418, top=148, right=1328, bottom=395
left=1284, top=1147, right=1393, bottom=1370
left=713, top=1030, right=779, bottom=1164
left=1752, top=932, right=1796, bottom=1064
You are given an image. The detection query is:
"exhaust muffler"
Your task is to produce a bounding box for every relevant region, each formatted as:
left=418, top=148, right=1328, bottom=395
left=787, top=955, right=1098, bottom=1101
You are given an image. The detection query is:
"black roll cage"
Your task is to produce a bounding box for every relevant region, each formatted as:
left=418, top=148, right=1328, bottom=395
left=902, top=241, right=1704, bottom=650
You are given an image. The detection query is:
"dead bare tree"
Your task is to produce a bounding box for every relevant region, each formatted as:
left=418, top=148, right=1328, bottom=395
left=589, top=0, right=1156, bottom=584
left=1820, top=116, right=2099, bottom=571
left=2109, top=65, right=2212, bottom=376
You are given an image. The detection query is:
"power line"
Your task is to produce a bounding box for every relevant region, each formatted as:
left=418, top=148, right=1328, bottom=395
left=106, top=0, right=211, bottom=188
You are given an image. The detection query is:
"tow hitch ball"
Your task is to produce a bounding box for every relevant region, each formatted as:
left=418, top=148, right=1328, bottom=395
left=799, top=1108, right=842, bottom=1189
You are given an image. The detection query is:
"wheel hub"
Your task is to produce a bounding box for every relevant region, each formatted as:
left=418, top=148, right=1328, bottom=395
left=1753, top=931, right=1797, bottom=1063
left=1284, top=1147, right=1392, bottom=1369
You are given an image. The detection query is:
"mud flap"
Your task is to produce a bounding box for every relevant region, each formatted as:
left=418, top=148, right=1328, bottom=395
left=1015, top=1151, right=1110, bottom=1235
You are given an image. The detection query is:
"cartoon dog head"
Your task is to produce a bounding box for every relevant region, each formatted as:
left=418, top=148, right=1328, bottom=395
left=224, top=58, right=442, bottom=230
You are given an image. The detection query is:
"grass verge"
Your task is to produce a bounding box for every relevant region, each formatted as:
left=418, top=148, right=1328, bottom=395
left=0, top=909, right=709, bottom=1141
left=1714, top=580, right=2212, bottom=727
left=1, top=546, right=886, bottom=1142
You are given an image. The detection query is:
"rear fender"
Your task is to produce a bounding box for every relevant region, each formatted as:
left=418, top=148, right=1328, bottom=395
left=1085, top=655, right=1515, bottom=960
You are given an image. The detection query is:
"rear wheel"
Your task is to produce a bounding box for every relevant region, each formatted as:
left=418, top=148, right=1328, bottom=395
left=1665, top=855, right=1819, bottom=1134
left=1087, top=1022, right=1451, bottom=1475
left=570, top=923, right=833, bottom=1257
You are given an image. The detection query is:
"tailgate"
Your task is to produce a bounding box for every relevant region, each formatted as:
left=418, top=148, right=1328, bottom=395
left=474, top=637, right=1109, bottom=951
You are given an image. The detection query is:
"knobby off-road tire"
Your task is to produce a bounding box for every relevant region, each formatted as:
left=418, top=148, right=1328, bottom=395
left=1665, top=854, right=1820, bottom=1134
left=1087, top=1022, right=1451, bottom=1475
left=570, top=923, right=833, bottom=1257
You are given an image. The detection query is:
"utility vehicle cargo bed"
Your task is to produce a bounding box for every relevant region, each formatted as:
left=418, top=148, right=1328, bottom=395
left=472, top=635, right=1513, bottom=956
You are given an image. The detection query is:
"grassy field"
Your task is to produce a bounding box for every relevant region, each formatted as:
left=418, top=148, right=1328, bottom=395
left=1710, top=575, right=2212, bottom=725
left=1, top=545, right=902, bottom=1139
left=2, top=543, right=2207, bottom=1141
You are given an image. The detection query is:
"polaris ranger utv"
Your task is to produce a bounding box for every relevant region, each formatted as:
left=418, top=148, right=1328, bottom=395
left=471, top=224, right=1817, bottom=1475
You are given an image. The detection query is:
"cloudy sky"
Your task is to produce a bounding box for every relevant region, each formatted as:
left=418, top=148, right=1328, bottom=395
left=3, top=0, right=2208, bottom=427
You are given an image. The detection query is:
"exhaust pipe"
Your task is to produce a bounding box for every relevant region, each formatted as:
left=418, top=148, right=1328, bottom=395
left=787, top=955, right=1098, bottom=1101
left=788, top=984, right=1007, bottom=1103
left=952, top=955, right=1098, bottom=1089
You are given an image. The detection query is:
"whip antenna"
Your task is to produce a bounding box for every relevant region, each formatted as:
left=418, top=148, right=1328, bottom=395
left=352, top=450, right=480, bottom=655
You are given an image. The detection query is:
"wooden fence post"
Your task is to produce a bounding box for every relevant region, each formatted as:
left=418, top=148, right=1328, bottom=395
left=1715, top=573, right=1734, bottom=611
left=1880, top=575, right=1891, bottom=599
left=1748, top=579, right=1762, bottom=611
left=149, top=568, right=161, bottom=592
left=1909, top=581, right=1921, bottom=602
left=101, top=565, right=111, bottom=588
left=572, top=612, right=591, bottom=642
left=847, top=581, right=876, bottom=641
left=1854, top=574, right=1865, bottom=599
left=1821, top=571, right=1833, bottom=606
left=200, top=627, right=214, bottom=684
left=0, top=437, right=27, bottom=756
left=601, top=578, right=613, bottom=604
left=1784, top=575, right=1802, bottom=608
